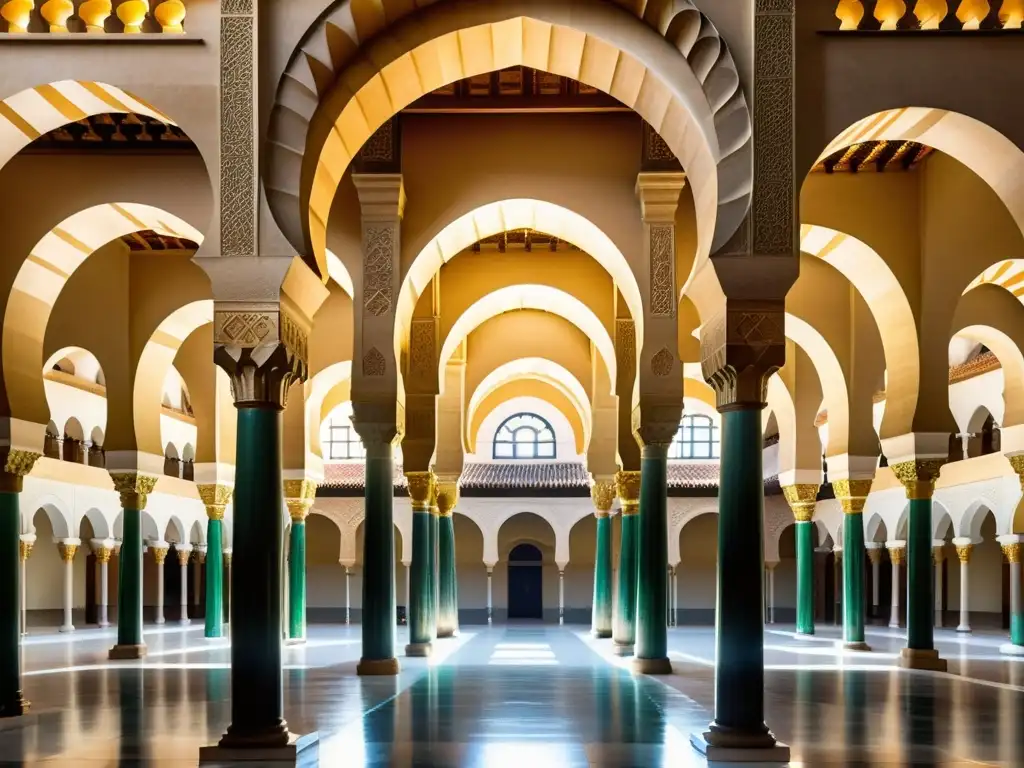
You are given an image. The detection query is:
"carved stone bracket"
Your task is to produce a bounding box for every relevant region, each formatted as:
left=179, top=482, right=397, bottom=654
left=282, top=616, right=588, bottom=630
left=701, top=299, right=786, bottom=410
left=110, top=473, right=159, bottom=511
left=214, top=341, right=304, bottom=409
left=631, top=394, right=683, bottom=449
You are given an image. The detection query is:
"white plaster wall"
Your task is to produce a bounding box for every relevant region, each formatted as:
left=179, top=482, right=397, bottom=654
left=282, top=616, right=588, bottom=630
left=160, top=414, right=198, bottom=459
left=949, top=369, right=1005, bottom=433
left=677, top=513, right=718, bottom=609
left=44, top=379, right=106, bottom=443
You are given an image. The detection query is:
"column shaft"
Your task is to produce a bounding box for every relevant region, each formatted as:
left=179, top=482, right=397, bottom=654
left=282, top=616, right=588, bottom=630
left=889, top=551, right=902, bottom=628
left=428, top=510, right=438, bottom=640
left=634, top=444, right=670, bottom=673
left=705, top=408, right=774, bottom=747
left=221, top=406, right=287, bottom=747
left=437, top=514, right=458, bottom=638
left=359, top=442, right=398, bottom=675
left=612, top=511, right=639, bottom=654
left=767, top=566, right=776, bottom=624
left=154, top=556, right=165, bottom=625
left=1010, top=560, right=1023, bottom=646
left=179, top=560, right=189, bottom=624
left=205, top=519, right=224, bottom=638
left=406, top=505, right=432, bottom=654
left=956, top=545, right=972, bottom=633
left=60, top=551, right=75, bottom=632
left=591, top=514, right=613, bottom=637
left=906, top=498, right=934, bottom=651
left=288, top=522, right=306, bottom=641
left=345, top=567, right=351, bottom=625
left=796, top=522, right=814, bottom=635
left=842, top=513, right=867, bottom=648
left=0, top=490, right=25, bottom=717
left=486, top=567, right=493, bottom=624
left=116, top=510, right=144, bottom=650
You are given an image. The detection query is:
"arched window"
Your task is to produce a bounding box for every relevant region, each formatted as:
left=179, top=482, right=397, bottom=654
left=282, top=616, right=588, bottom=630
left=670, top=414, right=720, bottom=460
left=493, top=412, right=556, bottom=460
left=325, top=413, right=365, bottom=460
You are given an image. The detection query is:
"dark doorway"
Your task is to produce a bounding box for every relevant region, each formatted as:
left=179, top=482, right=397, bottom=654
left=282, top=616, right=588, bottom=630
left=508, top=543, right=543, bottom=620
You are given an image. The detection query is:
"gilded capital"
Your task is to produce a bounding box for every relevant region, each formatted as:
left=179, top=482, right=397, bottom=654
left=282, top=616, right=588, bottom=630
left=932, top=547, right=944, bottom=565
left=866, top=547, right=882, bottom=565
left=193, top=547, right=206, bottom=565
left=0, top=449, right=41, bottom=492
left=890, top=460, right=944, bottom=500
left=406, top=471, right=434, bottom=512
left=436, top=480, right=459, bottom=518
left=198, top=484, right=232, bottom=520
left=888, top=546, right=906, bottom=565
left=615, top=470, right=641, bottom=515
left=782, top=484, right=818, bottom=523
left=284, top=478, right=317, bottom=522
left=176, top=547, right=190, bottom=566
left=110, top=473, right=158, bottom=511
left=955, top=544, right=973, bottom=564
left=833, top=479, right=873, bottom=514
left=57, top=542, right=78, bottom=563
left=1008, top=454, right=1024, bottom=489
left=1003, top=543, right=1021, bottom=564
left=591, top=480, right=616, bottom=517
left=94, top=545, right=112, bottom=564
left=19, top=540, right=33, bottom=561
left=150, top=546, right=169, bottom=565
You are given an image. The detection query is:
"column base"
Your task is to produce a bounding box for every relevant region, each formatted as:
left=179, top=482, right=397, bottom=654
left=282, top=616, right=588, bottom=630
left=690, top=730, right=789, bottom=764
left=842, top=641, right=872, bottom=652
left=795, top=629, right=815, bottom=639
left=178, top=618, right=190, bottom=626
left=632, top=657, right=672, bottom=675
left=109, top=644, right=147, bottom=660
left=284, top=637, right=306, bottom=647
left=0, top=693, right=29, bottom=719
left=889, top=621, right=901, bottom=629
left=899, top=647, right=947, bottom=671
left=591, top=628, right=612, bottom=639
left=611, top=642, right=634, bottom=657
left=201, top=731, right=318, bottom=764
left=155, top=617, right=166, bottom=625
left=956, top=626, right=971, bottom=634
left=999, top=643, right=1024, bottom=657
left=437, top=629, right=459, bottom=639
left=204, top=631, right=224, bottom=640
left=405, top=642, right=433, bottom=657
left=357, top=657, right=400, bottom=676
left=58, top=625, right=74, bottom=634
left=98, top=621, right=111, bottom=629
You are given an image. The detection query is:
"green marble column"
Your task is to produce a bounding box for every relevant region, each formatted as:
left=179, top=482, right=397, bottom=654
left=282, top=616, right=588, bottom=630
left=892, top=461, right=947, bottom=672
left=782, top=486, right=818, bottom=636
left=428, top=502, right=439, bottom=640
left=109, top=474, right=157, bottom=660
left=836, top=480, right=873, bottom=651
left=359, top=437, right=399, bottom=675
left=591, top=480, right=615, bottom=638
left=437, top=487, right=459, bottom=638
left=699, top=408, right=777, bottom=751
left=405, top=473, right=433, bottom=656
left=0, top=453, right=36, bottom=718
left=288, top=517, right=307, bottom=641
left=218, top=405, right=289, bottom=747
left=1003, top=543, right=1024, bottom=648
left=204, top=512, right=224, bottom=639
left=612, top=471, right=640, bottom=656
left=634, top=445, right=671, bottom=674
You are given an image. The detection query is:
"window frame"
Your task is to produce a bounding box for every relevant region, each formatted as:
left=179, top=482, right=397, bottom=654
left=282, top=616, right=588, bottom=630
left=670, top=414, right=720, bottom=460
left=324, top=419, right=365, bottom=461
left=492, top=412, right=557, bottom=460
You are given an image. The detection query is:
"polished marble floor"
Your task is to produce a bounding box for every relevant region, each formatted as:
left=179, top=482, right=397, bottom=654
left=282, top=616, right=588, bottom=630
left=0, top=622, right=1022, bottom=765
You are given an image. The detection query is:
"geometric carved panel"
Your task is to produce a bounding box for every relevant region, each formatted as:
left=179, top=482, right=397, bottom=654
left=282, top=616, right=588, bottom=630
left=649, top=225, right=675, bottom=317
left=363, top=226, right=395, bottom=317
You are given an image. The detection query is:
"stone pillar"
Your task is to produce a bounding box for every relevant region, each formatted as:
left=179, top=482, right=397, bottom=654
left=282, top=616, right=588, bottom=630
left=612, top=470, right=640, bottom=656
left=405, top=472, right=434, bottom=657
left=590, top=478, right=615, bottom=638
left=150, top=542, right=169, bottom=625
left=176, top=546, right=190, bottom=625
left=429, top=495, right=439, bottom=641
left=198, top=485, right=230, bottom=639
left=634, top=437, right=672, bottom=674
left=224, top=549, right=233, bottom=625
left=866, top=544, right=882, bottom=621
left=933, top=542, right=945, bottom=628
left=436, top=480, right=460, bottom=638
left=672, top=566, right=679, bottom=628
left=999, top=535, right=1024, bottom=654
left=783, top=484, right=818, bottom=636
left=834, top=479, right=873, bottom=651
left=766, top=562, right=777, bottom=625
left=486, top=565, right=494, bottom=624
left=887, top=542, right=905, bottom=628
left=56, top=540, right=79, bottom=633
left=284, top=479, right=316, bottom=644
left=558, top=567, right=566, bottom=625
left=0, top=451, right=40, bottom=717
left=91, top=539, right=113, bottom=628
left=109, top=474, right=158, bottom=659
left=344, top=565, right=352, bottom=625
left=952, top=538, right=973, bottom=633
left=890, top=458, right=947, bottom=671
left=833, top=548, right=843, bottom=625
left=18, top=535, right=34, bottom=638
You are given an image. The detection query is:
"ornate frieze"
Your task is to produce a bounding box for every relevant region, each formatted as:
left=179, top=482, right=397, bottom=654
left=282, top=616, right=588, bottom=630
left=219, top=0, right=256, bottom=258
left=649, top=225, right=675, bottom=318
left=615, top=319, right=636, bottom=377
left=363, top=226, right=395, bottom=317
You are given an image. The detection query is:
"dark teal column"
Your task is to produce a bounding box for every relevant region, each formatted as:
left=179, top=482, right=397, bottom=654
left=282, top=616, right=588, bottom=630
left=0, top=458, right=34, bottom=718
left=428, top=504, right=438, bottom=640
left=405, top=473, right=433, bottom=657
left=783, top=486, right=817, bottom=636
left=205, top=515, right=224, bottom=639
left=893, top=461, right=947, bottom=672
left=837, top=480, right=872, bottom=651
left=696, top=408, right=779, bottom=753
left=287, top=516, right=306, bottom=642
left=612, top=471, right=639, bottom=655
left=1004, top=545, right=1024, bottom=650
left=437, top=510, right=459, bottom=638
left=358, top=437, right=399, bottom=675
left=109, top=474, right=155, bottom=660
left=634, top=444, right=671, bottom=674
left=218, top=405, right=289, bottom=747
left=591, top=481, right=615, bottom=638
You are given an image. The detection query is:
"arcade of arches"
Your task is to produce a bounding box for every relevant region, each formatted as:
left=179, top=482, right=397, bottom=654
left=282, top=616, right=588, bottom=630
left=1, top=1, right=1024, bottom=766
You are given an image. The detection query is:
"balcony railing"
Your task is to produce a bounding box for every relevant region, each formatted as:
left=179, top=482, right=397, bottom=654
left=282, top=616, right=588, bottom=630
left=1, top=0, right=186, bottom=34
left=835, top=1, right=1023, bottom=30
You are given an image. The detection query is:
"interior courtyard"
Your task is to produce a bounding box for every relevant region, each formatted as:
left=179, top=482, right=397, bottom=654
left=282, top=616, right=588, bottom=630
left=1, top=0, right=1024, bottom=765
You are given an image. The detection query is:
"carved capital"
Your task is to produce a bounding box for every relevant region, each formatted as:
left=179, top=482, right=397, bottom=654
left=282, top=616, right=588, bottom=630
left=110, top=473, right=158, bottom=510
left=955, top=544, right=973, bottom=564
left=1008, top=454, right=1024, bottom=489
left=591, top=479, right=616, bottom=517
left=150, top=546, right=169, bottom=565
left=631, top=395, right=683, bottom=448
left=888, top=546, right=905, bottom=565
left=615, top=470, right=641, bottom=515
left=193, top=546, right=206, bottom=565
left=57, top=542, right=78, bottom=562
left=1003, top=543, right=1021, bottom=564
left=832, top=479, right=873, bottom=514
left=782, top=483, right=818, bottom=522
left=19, top=540, right=33, bottom=561
left=0, top=449, right=41, bottom=492
left=701, top=300, right=786, bottom=410
left=351, top=399, right=404, bottom=451
left=406, top=471, right=434, bottom=511
left=866, top=547, right=882, bottom=565
left=890, top=459, right=944, bottom=500
left=436, top=480, right=459, bottom=517
left=176, top=548, right=190, bottom=566
left=198, top=484, right=232, bottom=520
left=214, top=339, right=304, bottom=409
left=284, top=478, right=317, bottom=523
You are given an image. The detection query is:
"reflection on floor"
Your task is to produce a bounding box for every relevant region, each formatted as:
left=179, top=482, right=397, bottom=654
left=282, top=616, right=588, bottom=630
left=0, top=623, right=1022, bottom=765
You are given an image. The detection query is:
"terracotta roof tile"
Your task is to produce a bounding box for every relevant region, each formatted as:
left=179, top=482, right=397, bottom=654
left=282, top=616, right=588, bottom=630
left=667, top=462, right=720, bottom=488
left=459, top=462, right=590, bottom=489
